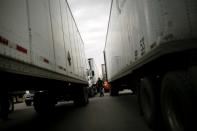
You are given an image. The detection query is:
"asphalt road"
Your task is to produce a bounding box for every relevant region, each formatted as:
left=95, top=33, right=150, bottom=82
left=0, top=91, right=152, bottom=131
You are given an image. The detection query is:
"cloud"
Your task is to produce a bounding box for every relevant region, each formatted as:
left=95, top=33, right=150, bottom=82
left=67, top=0, right=111, bottom=73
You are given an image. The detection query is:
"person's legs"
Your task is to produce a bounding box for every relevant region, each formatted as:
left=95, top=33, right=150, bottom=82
left=99, top=87, right=102, bottom=97
left=101, top=88, right=104, bottom=96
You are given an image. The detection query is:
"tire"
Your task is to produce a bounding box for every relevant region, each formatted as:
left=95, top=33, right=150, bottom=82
left=33, top=92, right=55, bottom=114
left=88, top=87, right=94, bottom=97
left=8, top=97, right=14, bottom=113
left=136, top=83, right=143, bottom=116
left=0, top=94, right=9, bottom=120
left=161, top=71, right=193, bottom=131
left=139, top=77, right=157, bottom=128
left=74, top=86, right=89, bottom=106
left=25, top=100, right=32, bottom=106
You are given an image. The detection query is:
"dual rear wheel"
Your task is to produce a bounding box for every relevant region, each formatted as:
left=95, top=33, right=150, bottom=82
left=74, top=86, right=89, bottom=106
left=139, top=71, right=195, bottom=131
left=0, top=94, right=14, bottom=120
left=33, top=86, right=89, bottom=113
left=161, top=71, right=194, bottom=131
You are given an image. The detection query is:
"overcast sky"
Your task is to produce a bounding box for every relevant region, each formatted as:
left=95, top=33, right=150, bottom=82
left=67, top=0, right=111, bottom=74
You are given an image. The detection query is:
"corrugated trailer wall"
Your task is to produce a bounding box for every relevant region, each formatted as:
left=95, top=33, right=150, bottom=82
left=28, top=0, right=55, bottom=71
left=67, top=8, right=77, bottom=76
left=105, top=0, right=197, bottom=82
left=73, top=21, right=80, bottom=76
left=60, top=0, right=74, bottom=76
left=0, top=0, right=31, bottom=63
left=0, top=0, right=87, bottom=82
left=49, top=0, right=67, bottom=75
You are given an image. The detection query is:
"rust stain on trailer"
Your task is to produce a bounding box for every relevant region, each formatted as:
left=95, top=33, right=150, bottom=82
left=150, top=42, right=157, bottom=49
left=0, top=36, right=8, bottom=46
left=134, top=50, right=138, bottom=60
left=67, top=51, right=72, bottom=66
left=163, top=34, right=174, bottom=41
left=116, top=0, right=127, bottom=14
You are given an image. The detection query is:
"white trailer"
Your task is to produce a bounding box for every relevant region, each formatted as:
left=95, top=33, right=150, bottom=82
left=0, top=0, right=88, bottom=119
left=104, top=0, right=197, bottom=130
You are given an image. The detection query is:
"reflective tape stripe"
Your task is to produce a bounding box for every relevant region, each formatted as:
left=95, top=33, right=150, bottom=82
left=16, top=45, right=27, bottom=54
left=43, top=58, right=49, bottom=64
left=0, top=35, right=28, bottom=54
left=40, top=56, right=51, bottom=64
left=0, top=35, right=54, bottom=66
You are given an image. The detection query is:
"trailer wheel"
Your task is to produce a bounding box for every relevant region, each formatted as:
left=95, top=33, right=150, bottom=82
left=83, top=86, right=89, bottom=105
left=8, top=97, right=14, bottom=113
left=88, top=87, right=95, bottom=97
left=136, top=83, right=143, bottom=116
left=74, top=86, right=89, bottom=106
left=161, top=71, right=193, bottom=131
left=33, top=91, right=55, bottom=114
left=0, top=94, right=9, bottom=120
left=140, top=77, right=157, bottom=128
left=25, top=101, right=32, bottom=106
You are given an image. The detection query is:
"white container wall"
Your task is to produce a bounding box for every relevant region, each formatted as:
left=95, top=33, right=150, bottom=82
left=0, top=0, right=87, bottom=82
left=28, top=0, right=55, bottom=71
left=60, top=0, right=73, bottom=76
left=49, top=0, right=67, bottom=75
left=0, top=0, right=30, bottom=63
left=105, top=0, right=197, bottom=81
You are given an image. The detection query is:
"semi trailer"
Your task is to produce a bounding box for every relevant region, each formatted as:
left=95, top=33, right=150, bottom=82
left=104, top=0, right=197, bottom=130
left=87, top=58, right=99, bottom=96
left=0, top=0, right=89, bottom=119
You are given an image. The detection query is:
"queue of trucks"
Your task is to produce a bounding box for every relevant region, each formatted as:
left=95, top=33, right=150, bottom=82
left=104, top=0, right=197, bottom=130
left=1, top=0, right=197, bottom=131
left=0, top=0, right=89, bottom=119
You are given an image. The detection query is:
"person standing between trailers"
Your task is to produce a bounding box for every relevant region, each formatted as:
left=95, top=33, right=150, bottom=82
left=97, top=77, right=104, bottom=97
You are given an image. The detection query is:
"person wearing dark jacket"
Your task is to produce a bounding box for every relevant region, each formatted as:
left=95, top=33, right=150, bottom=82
left=97, top=77, right=104, bottom=97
